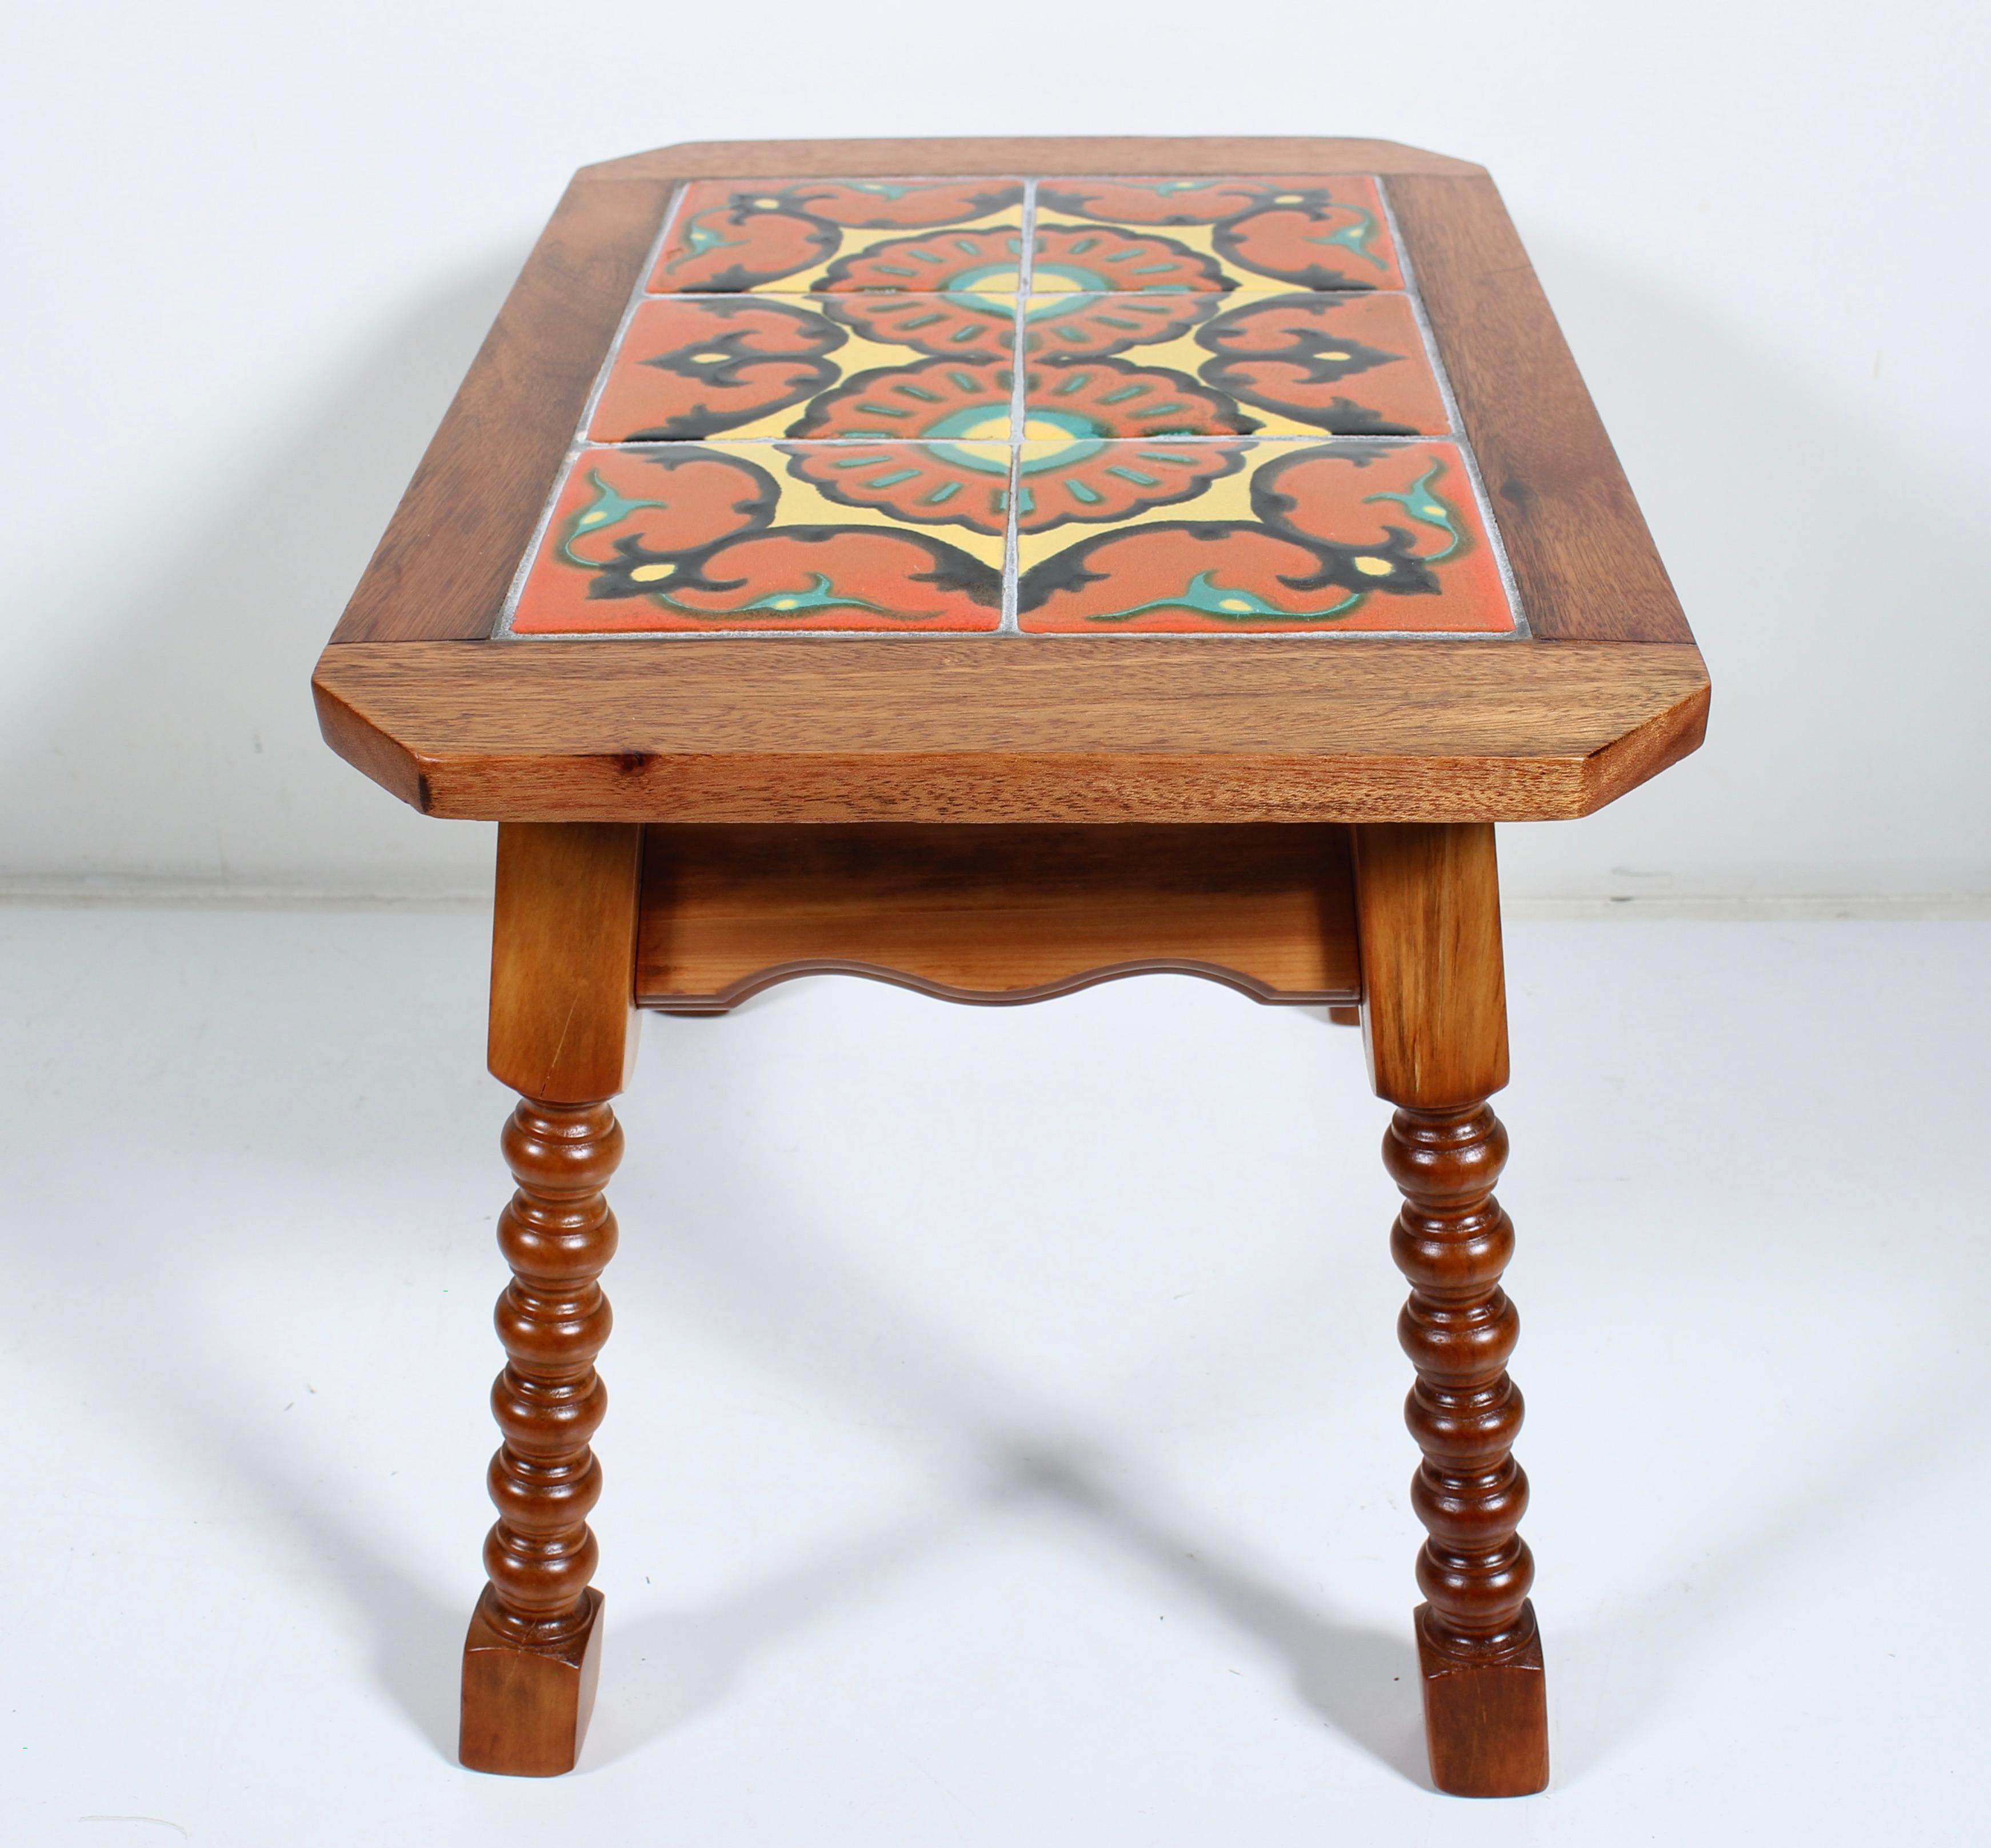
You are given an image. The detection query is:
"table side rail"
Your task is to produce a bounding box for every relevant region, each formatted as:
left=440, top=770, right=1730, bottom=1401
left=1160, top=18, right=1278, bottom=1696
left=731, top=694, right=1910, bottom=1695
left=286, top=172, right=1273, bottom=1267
left=634, top=822, right=1361, bottom=1011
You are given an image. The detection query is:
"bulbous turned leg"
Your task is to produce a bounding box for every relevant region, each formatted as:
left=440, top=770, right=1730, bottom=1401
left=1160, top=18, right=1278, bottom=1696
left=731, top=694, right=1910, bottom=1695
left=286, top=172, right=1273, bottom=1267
left=1387, top=1101, right=1547, bottom=1797
left=459, top=1097, right=621, bottom=1776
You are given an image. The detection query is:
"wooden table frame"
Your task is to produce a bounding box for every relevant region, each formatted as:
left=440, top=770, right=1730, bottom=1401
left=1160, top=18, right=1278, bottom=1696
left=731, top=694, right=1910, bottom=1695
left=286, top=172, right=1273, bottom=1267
left=314, top=137, right=1710, bottom=1798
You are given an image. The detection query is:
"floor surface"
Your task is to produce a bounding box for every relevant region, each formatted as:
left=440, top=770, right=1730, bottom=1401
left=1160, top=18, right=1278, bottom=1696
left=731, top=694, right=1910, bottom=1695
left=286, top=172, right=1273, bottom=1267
left=5, top=906, right=1988, bottom=1845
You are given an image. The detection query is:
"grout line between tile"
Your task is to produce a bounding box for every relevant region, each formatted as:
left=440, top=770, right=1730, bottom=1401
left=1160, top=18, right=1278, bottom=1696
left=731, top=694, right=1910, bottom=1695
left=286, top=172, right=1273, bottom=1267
left=1016, top=177, right=1038, bottom=295
left=1009, top=183, right=1038, bottom=452
left=493, top=179, right=690, bottom=639
left=491, top=441, right=581, bottom=641
left=576, top=184, right=686, bottom=441
left=503, top=623, right=1521, bottom=643
left=994, top=182, right=1039, bottom=631
left=1376, top=175, right=1530, bottom=640
left=998, top=451, right=1021, bottom=634
left=574, top=431, right=1456, bottom=449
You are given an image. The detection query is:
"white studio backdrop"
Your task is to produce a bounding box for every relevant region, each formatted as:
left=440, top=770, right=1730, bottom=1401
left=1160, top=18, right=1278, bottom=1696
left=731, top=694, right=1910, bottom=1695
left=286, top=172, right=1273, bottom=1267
left=3, top=0, right=1986, bottom=907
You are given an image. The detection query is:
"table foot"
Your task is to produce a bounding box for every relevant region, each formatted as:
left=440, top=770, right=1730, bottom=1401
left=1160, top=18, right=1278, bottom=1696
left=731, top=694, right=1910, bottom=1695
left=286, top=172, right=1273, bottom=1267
left=1416, top=1599, right=1548, bottom=1796
left=460, top=1585, right=605, bottom=1775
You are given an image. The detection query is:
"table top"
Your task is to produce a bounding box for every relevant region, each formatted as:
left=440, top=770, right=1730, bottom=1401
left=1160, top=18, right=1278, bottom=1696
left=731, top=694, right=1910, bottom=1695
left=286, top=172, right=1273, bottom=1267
left=313, top=138, right=1708, bottom=825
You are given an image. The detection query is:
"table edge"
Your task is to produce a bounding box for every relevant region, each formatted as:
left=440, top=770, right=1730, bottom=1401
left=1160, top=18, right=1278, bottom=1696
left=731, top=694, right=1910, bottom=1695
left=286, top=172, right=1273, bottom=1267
left=576, top=136, right=1493, bottom=183
left=313, top=637, right=1709, bottom=825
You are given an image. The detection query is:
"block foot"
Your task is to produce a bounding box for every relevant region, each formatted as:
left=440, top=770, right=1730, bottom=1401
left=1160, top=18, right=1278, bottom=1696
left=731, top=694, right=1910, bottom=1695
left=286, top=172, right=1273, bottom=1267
left=1416, top=1600, right=1548, bottom=1797
left=459, top=1586, right=605, bottom=1776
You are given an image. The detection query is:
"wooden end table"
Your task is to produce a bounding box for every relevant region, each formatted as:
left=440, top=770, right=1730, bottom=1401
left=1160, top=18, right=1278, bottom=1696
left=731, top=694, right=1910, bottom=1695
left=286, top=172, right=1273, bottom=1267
left=313, top=137, right=1708, bottom=1795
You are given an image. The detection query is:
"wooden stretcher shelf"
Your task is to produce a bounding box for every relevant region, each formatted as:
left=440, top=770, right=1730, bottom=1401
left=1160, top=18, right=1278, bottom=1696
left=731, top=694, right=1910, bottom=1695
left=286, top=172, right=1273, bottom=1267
left=635, top=822, right=1361, bottom=1011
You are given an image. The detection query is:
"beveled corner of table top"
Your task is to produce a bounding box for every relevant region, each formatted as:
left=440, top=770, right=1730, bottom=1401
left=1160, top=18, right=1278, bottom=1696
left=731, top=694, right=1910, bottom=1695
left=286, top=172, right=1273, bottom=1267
left=315, top=135, right=1707, bottom=827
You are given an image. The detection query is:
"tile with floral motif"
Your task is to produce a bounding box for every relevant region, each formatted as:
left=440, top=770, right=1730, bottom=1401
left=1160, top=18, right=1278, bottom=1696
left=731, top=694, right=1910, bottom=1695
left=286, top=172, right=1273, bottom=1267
left=1018, top=291, right=1448, bottom=437
left=509, top=442, right=1009, bottom=634
left=1014, top=438, right=1512, bottom=634
left=649, top=178, right=1026, bottom=295
left=591, top=295, right=1021, bottom=442
left=1030, top=176, right=1403, bottom=293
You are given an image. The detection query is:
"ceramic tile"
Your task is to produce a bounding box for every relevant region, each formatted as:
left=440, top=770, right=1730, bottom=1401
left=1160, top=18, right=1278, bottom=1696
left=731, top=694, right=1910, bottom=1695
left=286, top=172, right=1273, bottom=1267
left=648, top=178, right=1026, bottom=295
left=504, top=175, right=1529, bottom=641
left=1013, top=438, right=1513, bottom=634
left=1018, top=291, right=1448, bottom=437
left=590, top=295, right=1020, bottom=442
left=509, top=442, right=1009, bottom=634
left=1031, top=176, right=1404, bottom=293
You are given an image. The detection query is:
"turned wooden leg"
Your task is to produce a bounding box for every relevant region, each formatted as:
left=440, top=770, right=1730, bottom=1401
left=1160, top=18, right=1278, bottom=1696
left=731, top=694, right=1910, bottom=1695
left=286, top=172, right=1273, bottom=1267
left=1354, top=822, right=1547, bottom=1797
left=1388, top=1101, right=1545, bottom=1795
left=463, top=822, right=642, bottom=1775
left=461, top=1098, right=619, bottom=1774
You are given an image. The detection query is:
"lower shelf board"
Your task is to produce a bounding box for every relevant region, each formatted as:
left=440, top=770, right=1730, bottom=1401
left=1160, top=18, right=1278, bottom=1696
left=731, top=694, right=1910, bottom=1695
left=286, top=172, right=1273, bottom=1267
left=635, top=823, right=1360, bottom=1014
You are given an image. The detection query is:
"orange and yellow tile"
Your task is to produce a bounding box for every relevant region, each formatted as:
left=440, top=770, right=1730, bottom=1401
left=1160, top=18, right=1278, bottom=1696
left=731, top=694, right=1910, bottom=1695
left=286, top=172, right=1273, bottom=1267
left=592, top=295, right=1021, bottom=442
left=510, top=441, right=1010, bottom=634
left=1030, top=176, right=1404, bottom=294
left=589, top=301, right=1027, bottom=450
left=1014, top=438, right=1513, bottom=634
left=648, top=178, right=1026, bottom=295
left=1018, top=290, right=1448, bottom=437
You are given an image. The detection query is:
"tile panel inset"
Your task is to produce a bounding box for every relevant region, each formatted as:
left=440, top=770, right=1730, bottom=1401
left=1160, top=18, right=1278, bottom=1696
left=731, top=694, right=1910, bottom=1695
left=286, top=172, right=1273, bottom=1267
left=503, top=173, right=1521, bottom=639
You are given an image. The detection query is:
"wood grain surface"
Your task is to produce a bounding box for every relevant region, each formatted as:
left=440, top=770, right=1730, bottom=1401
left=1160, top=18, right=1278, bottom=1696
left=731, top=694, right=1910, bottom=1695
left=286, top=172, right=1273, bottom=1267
left=461, top=1584, right=604, bottom=1778
left=1353, top=822, right=1509, bottom=1106
left=487, top=822, right=643, bottom=1100
left=578, top=135, right=1490, bottom=183
left=330, top=176, right=671, bottom=644
left=1392, top=174, right=1692, bottom=644
left=315, top=638, right=1709, bottom=823
left=1417, top=1602, right=1549, bottom=1799
left=635, top=822, right=1360, bottom=1010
